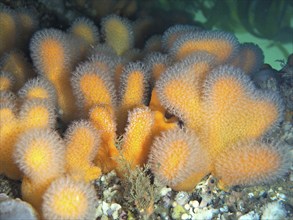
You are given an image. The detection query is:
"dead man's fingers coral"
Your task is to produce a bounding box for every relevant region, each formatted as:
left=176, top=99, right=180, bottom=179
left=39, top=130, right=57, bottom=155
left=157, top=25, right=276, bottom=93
left=155, top=60, right=203, bottom=133
left=18, top=76, right=57, bottom=105
left=144, top=52, right=171, bottom=81
left=214, top=140, right=291, bottom=190
left=13, top=128, right=65, bottom=211
left=149, top=128, right=211, bottom=191
left=144, top=35, right=163, bottom=54
left=69, top=17, right=99, bottom=47
left=0, top=7, right=18, bottom=56
left=19, top=98, right=56, bottom=130
left=0, top=50, right=34, bottom=90
left=87, top=53, right=117, bottom=76
left=202, top=65, right=284, bottom=160
left=117, top=107, right=154, bottom=175
left=0, top=90, right=17, bottom=105
left=14, top=128, right=65, bottom=183
left=71, top=62, right=116, bottom=116
left=16, top=8, right=39, bottom=47
left=171, top=30, right=239, bottom=63
left=42, top=176, right=97, bottom=220
left=117, top=61, right=151, bottom=134
left=0, top=101, right=22, bottom=180
left=101, top=14, right=134, bottom=56
left=0, top=71, right=15, bottom=91
left=177, top=51, right=217, bottom=88
left=230, top=42, right=264, bottom=75
left=162, top=24, right=200, bottom=52
left=89, top=104, right=119, bottom=173
left=68, top=17, right=99, bottom=59
left=30, top=28, right=77, bottom=122
left=64, top=120, right=101, bottom=182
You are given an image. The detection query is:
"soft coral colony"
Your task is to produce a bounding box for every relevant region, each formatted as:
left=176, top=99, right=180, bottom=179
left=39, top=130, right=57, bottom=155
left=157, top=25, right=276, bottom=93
left=0, top=5, right=291, bottom=220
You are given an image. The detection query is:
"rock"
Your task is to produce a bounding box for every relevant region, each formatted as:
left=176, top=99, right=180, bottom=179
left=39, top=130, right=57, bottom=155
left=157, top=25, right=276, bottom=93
left=189, top=200, right=199, bottom=209
left=262, top=202, right=287, bottom=220
left=220, top=206, right=229, bottom=213
left=110, top=203, right=121, bottom=219
left=175, top=191, right=190, bottom=206
left=96, top=202, right=103, bottom=217
left=0, top=194, right=38, bottom=220
left=238, top=211, right=259, bottom=220
left=160, top=187, right=171, bottom=197
left=184, top=203, right=190, bottom=211
left=101, top=201, right=110, bottom=215
left=181, top=213, right=190, bottom=220
left=290, top=172, right=293, bottom=182
left=171, top=205, right=186, bottom=219
left=191, top=208, right=219, bottom=220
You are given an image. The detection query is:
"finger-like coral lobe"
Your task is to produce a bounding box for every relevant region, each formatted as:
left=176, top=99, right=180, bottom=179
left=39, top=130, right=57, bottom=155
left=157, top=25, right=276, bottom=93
left=88, top=53, right=117, bottom=75
left=156, top=61, right=203, bottom=132
left=149, top=128, right=210, bottom=191
left=0, top=7, right=17, bottom=55
left=14, top=129, right=65, bottom=182
left=145, top=52, right=171, bottom=81
left=202, top=65, right=284, bottom=159
left=144, top=35, right=163, bottom=53
left=102, top=14, right=134, bottom=55
left=162, top=24, right=199, bottom=52
left=0, top=51, right=33, bottom=90
left=30, top=29, right=71, bottom=77
left=230, top=43, right=264, bottom=74
left=14, top=129, right=65, bottom=212
left=214, top=140, right=291, bottom=189
left=16, top=8, right=39, bottom=47
left=30, top=28, right=77, bottom=122
left=0, top=101, right=22, bottom=179
left=171, top=30, right=239, bottom=62
left=117, top=62, right=150, bottom=133
left=179, top=52, right=217, bottom=87
left=19, top=99, right=56, bottom=130
left=18, top=76, right=56, bottom=105
left=89, top=105, right=119, bottom=173
left=0, top=71, right=15, bottom=91
left=71, top=63, right=116, bottom=115
left=42, top=177, right=97, bottom=220
left=64, top=120, right=101, bottom=182
left=119, top=107, right=154, bottom=171
left=69, top=17, right=99, bottom=46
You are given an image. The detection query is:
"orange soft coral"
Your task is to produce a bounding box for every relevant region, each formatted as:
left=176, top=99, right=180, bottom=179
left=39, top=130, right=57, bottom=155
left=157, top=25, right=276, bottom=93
left=30, top=29, right=77, bottom=122
left=117, top=62, right=150, bottom=134
left=230, top=43, right=264, bottom=74
left=155, top=62, right=284, bottom=190
left=42, top=177, right=97, bottom=220
left=156, top=59, right=203, bottom=133
left=69, top=17, right=99, bottom=47
left=89, top=104, right=119, bottom=173
left=71, top=62, right=116, bottom=116
left=117, top=107, right=154, bottom=175
left=0, top=71, right=15, bottom=91
left=0, top=51, right=34, bottom=90
left=171, top=30, right=239, bottom=63
left=19, top=99, right=56, bottom=130
left=0, top=101, right=22, bottom=180
left=149, top=128, right=211, bottom=191
left=202, top=65, right=283, bottom=160
left=14, top=129, right=65, bottom=211
left=214, top=140, right=290, bottom=190
left=18, top=76, right=57, bottom=105
left=0, top=7, right=17, bottom=56
left=101, top=14, right=134, bottom=56
left=64, top=120, right=101, bottom=182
